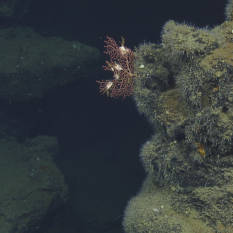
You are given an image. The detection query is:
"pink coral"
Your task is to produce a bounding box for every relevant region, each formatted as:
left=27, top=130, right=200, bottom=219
left=97, top=37, right=136, bottom=99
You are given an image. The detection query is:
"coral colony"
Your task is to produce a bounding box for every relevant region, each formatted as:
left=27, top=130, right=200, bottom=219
left=97, top=37, right=136, bottom=99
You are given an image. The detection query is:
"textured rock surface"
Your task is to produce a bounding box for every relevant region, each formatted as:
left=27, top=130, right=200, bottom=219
left=0, top=26, right=100, bottom=101
left=0, top=135, right=68, bottom=233
left=123, top=2, right=233, bottom=232
left=0, top=0, right=16, bottom=18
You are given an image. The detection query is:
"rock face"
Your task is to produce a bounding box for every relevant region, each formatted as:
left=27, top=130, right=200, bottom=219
left=0, top=135, right=68, bottom=233
left=123, top=1, right=233, bottom=232
left=0, top=26, right=100, bottom=101
left=0, top=0, right=17, bottom=18
left=0, top=0, right=32, bottom=22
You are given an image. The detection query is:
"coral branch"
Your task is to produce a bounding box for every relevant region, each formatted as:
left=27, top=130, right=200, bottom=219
left=97, top=37, right=136, bottom=99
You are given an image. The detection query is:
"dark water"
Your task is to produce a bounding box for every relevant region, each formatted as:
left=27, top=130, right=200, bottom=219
left=0, top=0, right=226, bottom=232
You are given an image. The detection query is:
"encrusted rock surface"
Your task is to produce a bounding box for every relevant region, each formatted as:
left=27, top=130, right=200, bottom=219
left=0, top=26, right=100, bottom=101
left=123, top=1, right=233, bottom=232
left=0, top=135, right=68, bottom=233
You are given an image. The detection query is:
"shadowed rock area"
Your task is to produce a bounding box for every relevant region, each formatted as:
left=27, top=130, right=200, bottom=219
left=0, top=135, right=68, bottom=233
left=0, top=26, right=100, bottom=101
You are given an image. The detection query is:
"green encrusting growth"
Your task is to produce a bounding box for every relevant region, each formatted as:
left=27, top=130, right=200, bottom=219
left=123, top=2, right=233, bottom=232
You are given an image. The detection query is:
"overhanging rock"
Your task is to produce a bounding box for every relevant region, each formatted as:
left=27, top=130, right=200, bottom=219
left=0, top=26, right=101, bottom=101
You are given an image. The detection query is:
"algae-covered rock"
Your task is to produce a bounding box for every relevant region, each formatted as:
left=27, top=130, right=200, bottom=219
left=162, top=20, right=221, bottom=59
left=0, top=0, right=17, bottom=18
left=0, top=135, right=68, bottom=233
left=123, top=175, right=232, bottom=233
left=123, top=1, right=233, bottom=232
left=0, top=26, right=100, bottom=101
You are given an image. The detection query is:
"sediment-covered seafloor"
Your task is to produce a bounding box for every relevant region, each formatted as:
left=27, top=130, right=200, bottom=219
left=123, top=1, right=233, bottom=232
